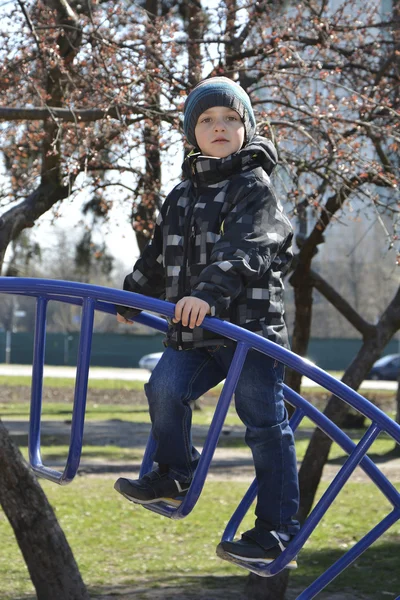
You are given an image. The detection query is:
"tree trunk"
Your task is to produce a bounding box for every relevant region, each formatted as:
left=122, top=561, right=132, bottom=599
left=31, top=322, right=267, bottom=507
left=185, top=0, right=204, bottom=86
left=285, top=266, right=314, bottom=394
left=0, top=3, right=90, bottom=597
left=392, top=0, right=400, bottom=456
left=284, top=183, right=352, bottom=395
left=244, top=571, right=289, bottom=600
left=394, top=368, right=400, bottom=455
left=133, top=0, right=162, bottom=254
left=0, top=421, right=90, bottom=600
left=298, top=286, right=400, bottom=522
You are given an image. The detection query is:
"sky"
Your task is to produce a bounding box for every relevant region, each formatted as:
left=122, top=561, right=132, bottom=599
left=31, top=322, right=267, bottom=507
left=2, top=0, right=398, bottom=280
left=5, top=132, right=185, bottom=275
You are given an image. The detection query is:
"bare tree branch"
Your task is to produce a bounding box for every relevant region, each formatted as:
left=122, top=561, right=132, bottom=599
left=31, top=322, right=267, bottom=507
left=308, top=268, right=375, bottom=336
left=0, top=106, right=150, bottom=123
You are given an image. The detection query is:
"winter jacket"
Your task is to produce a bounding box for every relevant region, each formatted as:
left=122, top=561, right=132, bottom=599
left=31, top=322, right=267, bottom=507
left=119, top=136, right=293, bottom=350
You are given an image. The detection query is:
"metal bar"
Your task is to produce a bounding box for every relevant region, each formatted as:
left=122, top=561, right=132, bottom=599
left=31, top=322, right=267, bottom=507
left=29, top=296, right=48, bottom=470
left=6, top=278, right=399, bottom=494
left=141, top=342, right=250, bottom=519
left=139, top=432, right=157, bottom=478
left=269, top=423, right=382, bottom=575
left=289, top=407, right=305, bottom=433
left=29, top=296, right=95, bottom=484
left=177, top=341, right=249, bottom=519
left=284, top=386, right=400, bottom=508
left=16, top=292, right=169, bottom=334
left=221, top=407, right=306, bottom=542
left=296, top=509, right=400, bottom=600
left=222, top=420, right=384, bottom=572
left=62, top=297, right=96, bottom=483
left=222, top=478, right=258, bottom=541
left=2, top=277, right=399, bottom=444
left=2, top=277, right=400, bottom=595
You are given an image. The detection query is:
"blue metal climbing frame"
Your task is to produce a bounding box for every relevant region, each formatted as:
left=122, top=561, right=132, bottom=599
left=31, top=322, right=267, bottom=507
left=0, top=277, right=399, bottom=599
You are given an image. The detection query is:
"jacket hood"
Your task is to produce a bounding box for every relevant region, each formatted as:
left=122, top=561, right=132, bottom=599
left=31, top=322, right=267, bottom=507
left=182, top=135, right=278, bottom=186
left=243, top=136, right=278, bottom=175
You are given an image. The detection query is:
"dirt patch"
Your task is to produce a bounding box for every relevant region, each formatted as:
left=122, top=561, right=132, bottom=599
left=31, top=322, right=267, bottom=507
left=4, top=417, right=400, bottom=483
left=89, top=579, right=370, bottom=600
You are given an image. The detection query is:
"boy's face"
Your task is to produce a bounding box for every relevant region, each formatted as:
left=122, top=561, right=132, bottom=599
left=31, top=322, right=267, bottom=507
left=194, top=106, right=245, bottom=158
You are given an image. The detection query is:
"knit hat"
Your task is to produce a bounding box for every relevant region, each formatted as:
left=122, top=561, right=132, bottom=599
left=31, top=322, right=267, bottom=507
left=183, top=77, right=256, bottom=147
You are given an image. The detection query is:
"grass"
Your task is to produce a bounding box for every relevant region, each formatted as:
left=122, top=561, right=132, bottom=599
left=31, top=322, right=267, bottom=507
left=0, top=374, right=148, bottom=391
left=18, top=444, right=143, bottom=464
left=1, top=377, right=399, bottom=598
left=0, top=478, right=399, bottom=599
left=0, top=372, right=396, bottom=396
left=1, top=401, right=152, bottom=421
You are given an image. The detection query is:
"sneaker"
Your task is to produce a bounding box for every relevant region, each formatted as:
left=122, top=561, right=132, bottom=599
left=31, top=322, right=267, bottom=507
left=114, top=471, right=191, bottom=505
left=217, top=529, right=297, bottom=569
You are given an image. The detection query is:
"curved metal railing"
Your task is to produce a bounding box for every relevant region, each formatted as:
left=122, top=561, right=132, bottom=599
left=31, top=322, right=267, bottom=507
left=1, top=277, right=399, bottom=599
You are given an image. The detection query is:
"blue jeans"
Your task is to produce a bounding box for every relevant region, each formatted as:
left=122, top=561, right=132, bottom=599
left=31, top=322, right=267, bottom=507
left=145, top=345, right=300, bottom=535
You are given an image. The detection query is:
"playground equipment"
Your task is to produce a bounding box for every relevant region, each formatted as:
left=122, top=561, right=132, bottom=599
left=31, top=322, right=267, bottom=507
left=0, top=277, right=399, bottom=599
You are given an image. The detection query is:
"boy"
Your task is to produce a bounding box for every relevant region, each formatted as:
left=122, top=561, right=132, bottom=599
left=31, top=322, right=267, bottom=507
left=115, top=77, right=300, bottom=566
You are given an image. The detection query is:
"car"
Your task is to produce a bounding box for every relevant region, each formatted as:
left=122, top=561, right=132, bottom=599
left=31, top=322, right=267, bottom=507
left=137, top=352, right=317, bottom=373
left=368, top=353, right=400, bottom=381
left=138, top=352, right=163, bottom=371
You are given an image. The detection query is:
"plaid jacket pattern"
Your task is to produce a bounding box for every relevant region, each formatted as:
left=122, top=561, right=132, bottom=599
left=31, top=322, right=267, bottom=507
left=120, top=136, right=293, bottom=349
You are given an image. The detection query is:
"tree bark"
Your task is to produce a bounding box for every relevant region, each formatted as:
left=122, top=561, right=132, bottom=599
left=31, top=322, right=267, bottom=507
left=0, top=106, right=143, bottom=122
left=284, top=180, right=358, bottom=393
left=0, top=421, right=90, bottom=599
left=244, top=570, right=290, bottom=600
left=285, top=266, right=314, bottom=393
left=396, top=371, right=400, bottom=426
left=0, top=3, right=91, bottom=598
left=185, top=0, right=204, bottom=85
left=308, top=268, right=374, bottom=337
left=0, top=181, right=70, bottom=267
left=133, top=0, right=162, bottom=253
left=294, top=0, right=400, bottom=521
left=394, top=367, right=400, bottom=455
left=297, top=285, right=400, bottom=522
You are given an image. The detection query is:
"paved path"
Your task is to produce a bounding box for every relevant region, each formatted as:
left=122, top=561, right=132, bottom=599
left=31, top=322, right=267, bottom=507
left=0, top=363, right=151, bottom=381
left=0, top=363, right=397, bottom=390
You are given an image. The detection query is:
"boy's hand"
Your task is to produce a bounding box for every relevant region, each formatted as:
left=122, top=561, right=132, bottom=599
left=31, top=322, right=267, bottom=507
left=173, top=297, right=210, bottom=329
left=117, top=313, right=133, bottom=324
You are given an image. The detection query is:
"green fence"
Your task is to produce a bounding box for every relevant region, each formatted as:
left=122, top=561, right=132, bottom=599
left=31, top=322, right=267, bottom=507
left=0, top=332, right=165, bottom=368
left=306, top=338, right=399, bottom=371
left=0, top=331, right=398, bottom=370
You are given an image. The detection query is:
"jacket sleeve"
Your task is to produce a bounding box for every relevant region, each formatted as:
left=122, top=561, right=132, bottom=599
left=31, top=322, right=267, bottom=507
left=116, top=210, right=165, bottom=320
left=190, top=177, right=293, bottom=317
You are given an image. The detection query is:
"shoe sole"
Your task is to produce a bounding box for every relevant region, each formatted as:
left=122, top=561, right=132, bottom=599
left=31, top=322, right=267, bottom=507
left=216, top=544, right=297, bottom=571
left=225, top=551, right=297, bottom=569
left=114, top=483, right=184, bottom=507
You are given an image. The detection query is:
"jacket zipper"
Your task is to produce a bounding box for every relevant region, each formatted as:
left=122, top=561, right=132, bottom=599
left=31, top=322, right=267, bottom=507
left=177, top=172, right=199, bottom=349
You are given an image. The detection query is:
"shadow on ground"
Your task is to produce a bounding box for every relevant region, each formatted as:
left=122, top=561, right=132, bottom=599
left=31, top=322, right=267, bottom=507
left=88, top=543, right=399, bottom=599
left=7, top=544, right=399, bottom=600
left=328, top=448, right=400, bottom=465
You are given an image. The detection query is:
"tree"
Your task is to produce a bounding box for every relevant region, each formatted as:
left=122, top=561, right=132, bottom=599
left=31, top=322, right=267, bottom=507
left=285, top=0, right=400, bottom=526
left=0, top=231, right=42, bottom=335
left=0, top=419, right=90, bottom=600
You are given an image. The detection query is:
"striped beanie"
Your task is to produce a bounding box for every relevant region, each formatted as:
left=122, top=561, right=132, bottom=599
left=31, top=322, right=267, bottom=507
left=183, top=77, right=256, bottom=147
